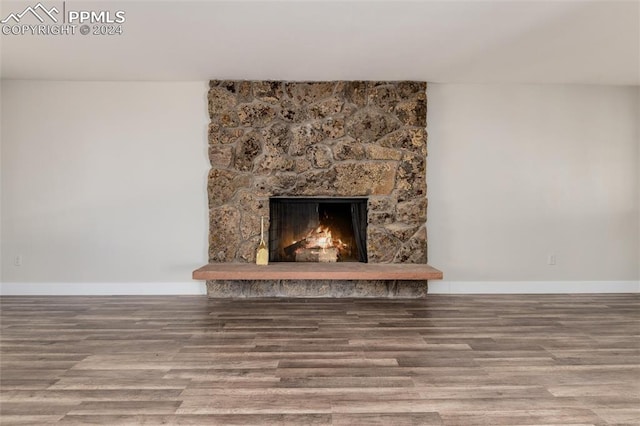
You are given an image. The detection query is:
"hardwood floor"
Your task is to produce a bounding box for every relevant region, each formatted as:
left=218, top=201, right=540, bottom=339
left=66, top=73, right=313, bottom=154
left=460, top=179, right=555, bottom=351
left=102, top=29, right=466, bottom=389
left=1, top=294, right=638, bottom=425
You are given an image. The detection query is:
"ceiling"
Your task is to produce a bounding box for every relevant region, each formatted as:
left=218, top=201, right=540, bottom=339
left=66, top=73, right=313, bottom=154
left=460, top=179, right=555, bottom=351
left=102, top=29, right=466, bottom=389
left=1, top=0, right=638, bottom=84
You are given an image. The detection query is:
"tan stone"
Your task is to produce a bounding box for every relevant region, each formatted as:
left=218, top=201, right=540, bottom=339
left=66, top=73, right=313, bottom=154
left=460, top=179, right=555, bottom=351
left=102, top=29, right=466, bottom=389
left=207, top=169, right=251, bottom=206
left=385, top=223, right=422, bottom=242
left=234, top=131, right=262, bottom=171
left=367, top=227, right=401, bottom=263
left=343, top=81, right=367, bottom=107
left=262, top=122, right=291, bottom=152
left=285, top=82, right=336, bottom=103
left=346, top=109, right=400, bottom=142
left=334, top=162, right=397, bottom=196
left=333, top=138, right=365, bottom=160
left=368, top=85, right=398, bottom=112
left=378, top=128, right=426, bottom=155
left=321, top=117, right=346, bottom=139
left=237, top=102, right=278, bottom=127
left=394, top=226, right=427, bottom=264
left=395, top=95, right=427, bottom=127
left=308, top=144, right=333, bottom=169
left=292, top=169, right=337, bottom=196
left=208, top=87, right=237, bottom=115
left=365, top=144, right=403, bottom=161
left=396, top=198, right=427, bottom=223
left=289, top=123, right=325, bottom=156
left=208, top=145, right=233, bottom=167
left=308, top=97, right=344, bottom=119
left=208, top=124, right=244, bottom=145
left=394, top=280, right=428, bottom=298
left=208, top=205, right=241, bottom=262
left=252, top=81, right=283, bottom=103
left=206, top=280, right=245, bottom=298
left=396, top=82, right=426, bottom=99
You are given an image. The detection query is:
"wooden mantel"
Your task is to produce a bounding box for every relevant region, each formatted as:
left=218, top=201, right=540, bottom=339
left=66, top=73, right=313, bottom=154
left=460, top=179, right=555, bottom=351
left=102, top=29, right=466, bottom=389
left=193, top=263, right=443, bottom=281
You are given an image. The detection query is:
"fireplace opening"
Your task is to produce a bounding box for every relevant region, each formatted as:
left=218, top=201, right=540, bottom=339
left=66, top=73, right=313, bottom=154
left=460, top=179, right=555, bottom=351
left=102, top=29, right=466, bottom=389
left=269, top=198, right=368, bottom=263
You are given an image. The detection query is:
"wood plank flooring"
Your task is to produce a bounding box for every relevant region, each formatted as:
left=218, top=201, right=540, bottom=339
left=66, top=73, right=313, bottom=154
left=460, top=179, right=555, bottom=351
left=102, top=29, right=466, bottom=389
left=1, top=294, right=638, bottom=425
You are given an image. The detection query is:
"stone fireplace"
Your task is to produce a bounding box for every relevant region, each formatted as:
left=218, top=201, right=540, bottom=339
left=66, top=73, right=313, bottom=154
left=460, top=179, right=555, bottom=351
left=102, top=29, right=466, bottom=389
left=206, top=80, right=428, bottom=297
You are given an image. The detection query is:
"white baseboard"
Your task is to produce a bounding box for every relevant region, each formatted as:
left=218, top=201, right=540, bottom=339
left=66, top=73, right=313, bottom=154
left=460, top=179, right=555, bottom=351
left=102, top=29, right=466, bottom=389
left=0, top=281, right=637, bottom=296
left=0, top=282, right=207, bottom=296
left=428, top=280, right=640, bottom=294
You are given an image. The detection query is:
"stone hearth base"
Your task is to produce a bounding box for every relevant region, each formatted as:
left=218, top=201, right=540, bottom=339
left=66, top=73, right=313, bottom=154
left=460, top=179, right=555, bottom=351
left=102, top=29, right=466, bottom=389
left=206, top=280, right=428, bottom=298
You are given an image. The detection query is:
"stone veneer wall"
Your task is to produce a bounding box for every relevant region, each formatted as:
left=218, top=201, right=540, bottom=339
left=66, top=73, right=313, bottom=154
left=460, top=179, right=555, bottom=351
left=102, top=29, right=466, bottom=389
left=207, top=80, right=428, bottom=297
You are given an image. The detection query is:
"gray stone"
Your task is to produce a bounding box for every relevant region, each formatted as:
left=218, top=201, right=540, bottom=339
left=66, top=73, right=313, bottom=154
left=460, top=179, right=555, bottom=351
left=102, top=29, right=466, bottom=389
left=246, top=280, right=281, bottom=297
left=394, top=280, right=428, bottom=298
left=237, top=236, right=260, bottom=262
left=385, top=223, right=422, bottom=242
left=206, top=280, right=244, bottom=298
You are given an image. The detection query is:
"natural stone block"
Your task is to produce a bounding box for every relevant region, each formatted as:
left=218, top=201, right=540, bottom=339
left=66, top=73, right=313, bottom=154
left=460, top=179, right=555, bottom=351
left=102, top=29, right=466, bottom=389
left=208, top=87, right=237, bottom=115
left=208, top=169, right=251, bottom=207
left=368, top=196, right=395, bottom=212
left=354, top=280, right=390, bottom=297
left=396, top=152, right=426, bottom=201
left=396, top=82, right=426, bottom=99
left=396, top=198, right=427, bottom=223
left=394, top=280, right=428, bottom=298
left=208, top=205, right=241, bottom=262
left=334, top=162, right=397, bottom=196
left=240, top=213, right=261, bottom=240
left=394, top=226, right=428, bottom=264
left=321, top=117, right=346, bottom=139
left=367, top=227, right=401, bottom=263
left=208, top=145, right=233, bottom=167
left=280, top=280, right=332, bottom=297
left=246, top=280, right=281, bottom=297
left=254, top=173, right=298, bottom=195
left=289, top=123, right=325, bottom=155
left=285, top=82, right=336, bottom=103
left=365, top=144, right=403, bottom=161
left=368, top=211, right=395, bottom=225
left=368, top=85, right=398, bottom=112
left=234, top=131, right=263, bottom=171
left=395, top=94, right=427, bottom=127
left=208, top=124, right=244, bottom=145
left=308, top=97, right=344, bottom=119
left=292, top=169, right=337, bottom=196
left=279, top=98, right=308, bottom=122
left=236, top=236, right=260, bottom=263
left=237, top=102, right=278, bottom=127
left=385, top=223, right=421, bottom=242
left=262, top=122, right=291, bottom=152
left=347, top=109, right=400, bottom=142
left=343, top=81, right=367, bottom=107
left=207, top=280, right=244, bottom=298
left=253, top=81, right=283, bottom=103
left=308, top=144, right=333, bottom=169
left=333, top=138, right=365, bottom=160
left=378, top=129, right=426, bottom=155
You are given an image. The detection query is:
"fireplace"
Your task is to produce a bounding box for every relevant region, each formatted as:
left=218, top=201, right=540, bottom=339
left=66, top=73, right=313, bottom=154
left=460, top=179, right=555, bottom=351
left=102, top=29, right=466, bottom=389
left=205, top=80, right=429, bottom=297
left=269, top=197, right=368, bottom=263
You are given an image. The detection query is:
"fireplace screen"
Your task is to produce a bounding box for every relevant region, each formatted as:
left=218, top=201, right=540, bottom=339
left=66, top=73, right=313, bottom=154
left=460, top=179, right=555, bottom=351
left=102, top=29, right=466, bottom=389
left=269, top=198, right=368, bottom=263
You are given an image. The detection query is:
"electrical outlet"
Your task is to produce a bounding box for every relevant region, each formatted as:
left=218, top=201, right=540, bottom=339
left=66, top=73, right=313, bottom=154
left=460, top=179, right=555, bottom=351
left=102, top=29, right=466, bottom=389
left=14, top=255, right=22, bottom=267
left=548, top=254, right=556, bottom=266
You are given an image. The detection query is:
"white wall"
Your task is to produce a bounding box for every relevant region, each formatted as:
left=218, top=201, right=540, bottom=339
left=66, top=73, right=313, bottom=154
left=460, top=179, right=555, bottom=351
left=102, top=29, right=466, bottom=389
left=1, top=81, right=638, bottom=294
left=1, top=81, right=209, bottom=294
left=427, top=84, right=639, bottom=293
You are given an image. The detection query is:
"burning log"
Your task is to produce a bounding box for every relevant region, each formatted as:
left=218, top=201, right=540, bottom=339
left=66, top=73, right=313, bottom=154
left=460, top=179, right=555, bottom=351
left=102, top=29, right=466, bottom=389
left=284, top=239, right=308, bottom=258
left=295, top=247, right=338, bottom=262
